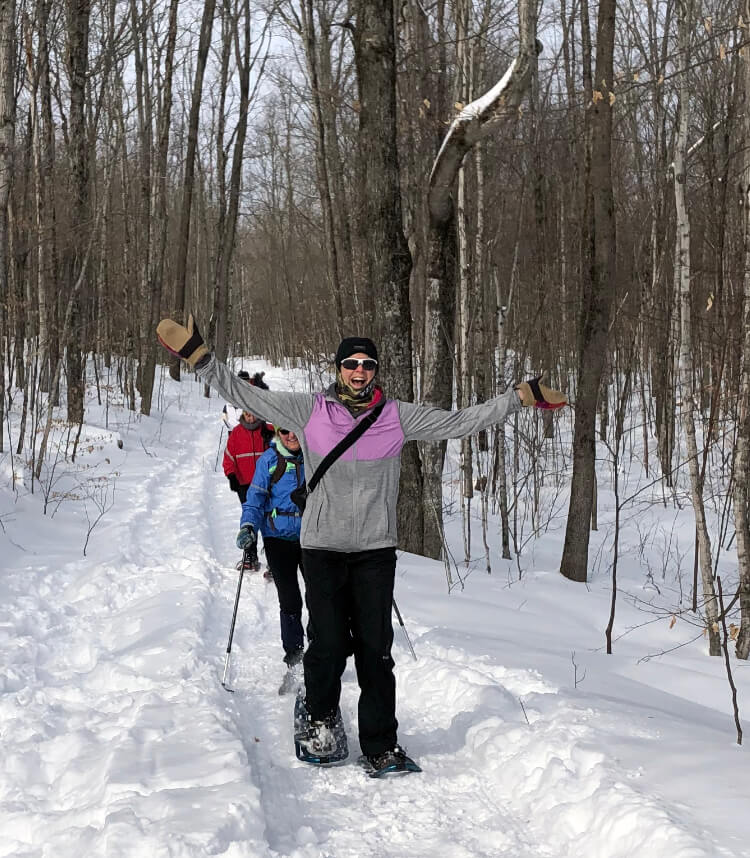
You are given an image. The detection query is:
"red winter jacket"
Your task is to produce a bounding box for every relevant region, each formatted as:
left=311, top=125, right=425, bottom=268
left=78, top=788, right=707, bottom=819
left=222, top=419, right=273, bottom=487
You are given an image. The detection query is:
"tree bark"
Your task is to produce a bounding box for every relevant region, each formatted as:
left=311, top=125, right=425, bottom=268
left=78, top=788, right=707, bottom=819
left=211, top=0, right=257, bottom=365
left=64, top=0, right=91, bottom=424
left=352, top=0, right=421, bottom=552
left=673, top=0, right=720, bottom=656
left=735, top=0, right=750, bottom=659
left=559, top=0, right=617, bottom=583
left=317, top=7, right=356, bottom=318
left=0, top=0, right=14, bottom=451
left=169, top=0, right=217, bottom=381
left=29, top=0, right=58, bottom=396
left=300, top=0, right=344, bottom=336
left=139, top=0, right=179, bottom=415
left=421, top=0, right=537, bottom=558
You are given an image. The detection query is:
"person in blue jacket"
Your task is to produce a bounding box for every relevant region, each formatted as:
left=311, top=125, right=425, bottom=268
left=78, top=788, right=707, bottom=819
left=238, top=426, right=306, bottom=690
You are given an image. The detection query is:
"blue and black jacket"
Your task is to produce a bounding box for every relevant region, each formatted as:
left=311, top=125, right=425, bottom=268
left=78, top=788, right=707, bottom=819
left=241, top=441, right=305, bottom=541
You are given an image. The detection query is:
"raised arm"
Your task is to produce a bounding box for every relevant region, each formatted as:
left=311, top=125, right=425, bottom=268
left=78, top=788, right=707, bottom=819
left=398, top=376, right=566, bottom=442
left=157, top=315, right=315, bottom=431
left=398, top=388, right=522, bottom=441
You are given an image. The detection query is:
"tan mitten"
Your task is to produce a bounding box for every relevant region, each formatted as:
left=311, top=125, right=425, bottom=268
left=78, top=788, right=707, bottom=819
left=156, top=314, right=209, bottom=367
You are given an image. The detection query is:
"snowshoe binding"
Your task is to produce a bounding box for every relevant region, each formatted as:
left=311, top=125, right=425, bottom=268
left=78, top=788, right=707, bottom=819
left=357, top=745, right=421, bottom=778
left=278, top=648, right=304, bottom=696
left=294, top=694, right=348, bottom=765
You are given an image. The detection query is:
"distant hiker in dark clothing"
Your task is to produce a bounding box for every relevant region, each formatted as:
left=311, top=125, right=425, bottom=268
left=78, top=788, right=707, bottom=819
left=157, top=315, right=567, bottom=775
left=237, top=427, right=306, bottom=693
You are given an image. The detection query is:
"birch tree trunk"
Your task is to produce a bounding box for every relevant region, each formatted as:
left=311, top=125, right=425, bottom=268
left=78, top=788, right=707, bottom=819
left=673, top=0, right=720, bottom=656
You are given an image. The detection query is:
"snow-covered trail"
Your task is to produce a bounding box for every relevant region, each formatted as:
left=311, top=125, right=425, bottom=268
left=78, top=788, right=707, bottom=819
left=1, top=411, right=271, bottom=857
left=0, top=376, right=745, bottom=857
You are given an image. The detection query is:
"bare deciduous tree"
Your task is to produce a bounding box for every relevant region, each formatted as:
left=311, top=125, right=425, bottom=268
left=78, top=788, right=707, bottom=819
left=169, top=0, right=217, bottom=382
left=0, top=0, right=14, bottom=452
left=351, top=0, right=421, bottom=552
left=672, top=0, right=720, bottom=655
left=421, top=0, right=538, bottom=559
left=139, top=0, right=180, bottom=416
left=732, top=0, right=750, bottom=659
left=559, top=0, right=617, bottom=583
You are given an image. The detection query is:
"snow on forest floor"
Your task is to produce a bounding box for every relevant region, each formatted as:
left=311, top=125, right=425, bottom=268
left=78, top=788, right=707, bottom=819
left=0, top=362, right=748, bottom=858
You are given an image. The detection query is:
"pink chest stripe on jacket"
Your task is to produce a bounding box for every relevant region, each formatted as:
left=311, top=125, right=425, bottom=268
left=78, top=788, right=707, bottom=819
left=304, top=395, right=403, bottom=461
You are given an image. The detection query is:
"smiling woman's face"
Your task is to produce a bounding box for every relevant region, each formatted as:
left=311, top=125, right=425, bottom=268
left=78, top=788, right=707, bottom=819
left=340, top=353, right=377, bottom=392
left=278, top=429, right=300, bottom=451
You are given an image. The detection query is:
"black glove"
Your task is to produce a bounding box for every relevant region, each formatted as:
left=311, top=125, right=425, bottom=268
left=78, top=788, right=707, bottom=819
left=227, top=474, right=241, bottom=493
left=236, top=524, right=257, bottom=551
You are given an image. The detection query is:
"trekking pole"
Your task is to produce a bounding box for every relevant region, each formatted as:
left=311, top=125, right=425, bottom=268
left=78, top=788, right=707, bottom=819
left=221, top=546, right=251, bottom=692
left=214, top=423, right=226, bottom=472
left=392, top=598, right=417, bottom=661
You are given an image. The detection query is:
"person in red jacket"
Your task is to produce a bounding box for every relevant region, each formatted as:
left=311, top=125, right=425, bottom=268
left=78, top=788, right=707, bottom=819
left=222, top=372, right=274, bottom=505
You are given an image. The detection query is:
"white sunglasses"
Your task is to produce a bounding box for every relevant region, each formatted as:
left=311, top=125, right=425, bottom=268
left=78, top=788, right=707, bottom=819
left=340, top=358, right=378, bottom=371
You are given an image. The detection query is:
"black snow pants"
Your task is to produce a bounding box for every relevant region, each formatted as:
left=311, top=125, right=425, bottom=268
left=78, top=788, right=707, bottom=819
left=301, top=546, right=397, bottom=757
left=263, top=536, right=304, bottom=657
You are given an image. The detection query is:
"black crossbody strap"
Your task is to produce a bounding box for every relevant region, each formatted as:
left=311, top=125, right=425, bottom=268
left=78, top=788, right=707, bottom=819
left=269, top=449, right=287, bottom=488
left=307, top=399, right=387, bottom=495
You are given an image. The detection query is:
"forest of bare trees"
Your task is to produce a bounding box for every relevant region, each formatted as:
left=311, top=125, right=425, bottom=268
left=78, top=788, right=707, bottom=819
left=2, top=0, right=750, bottom=656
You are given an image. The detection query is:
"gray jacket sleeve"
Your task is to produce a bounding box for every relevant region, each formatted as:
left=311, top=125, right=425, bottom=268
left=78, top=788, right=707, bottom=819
left=196, top=356, right=315, bottom=432
left=397, top=387, right=522, bottom=442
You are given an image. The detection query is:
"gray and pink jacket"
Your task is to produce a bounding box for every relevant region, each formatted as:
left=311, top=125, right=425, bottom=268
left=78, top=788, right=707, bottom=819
left=199, top=357, right=521, bottom=553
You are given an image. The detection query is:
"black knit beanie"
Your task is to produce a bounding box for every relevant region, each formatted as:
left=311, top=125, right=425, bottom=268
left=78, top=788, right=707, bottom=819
left=335, top=337, right=379, bottom=369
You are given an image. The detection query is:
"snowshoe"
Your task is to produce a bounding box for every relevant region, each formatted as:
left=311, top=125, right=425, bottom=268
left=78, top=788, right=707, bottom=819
left=357, top=745, right=421, bottom=778
left=294, top=694, right=348, bottom=765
